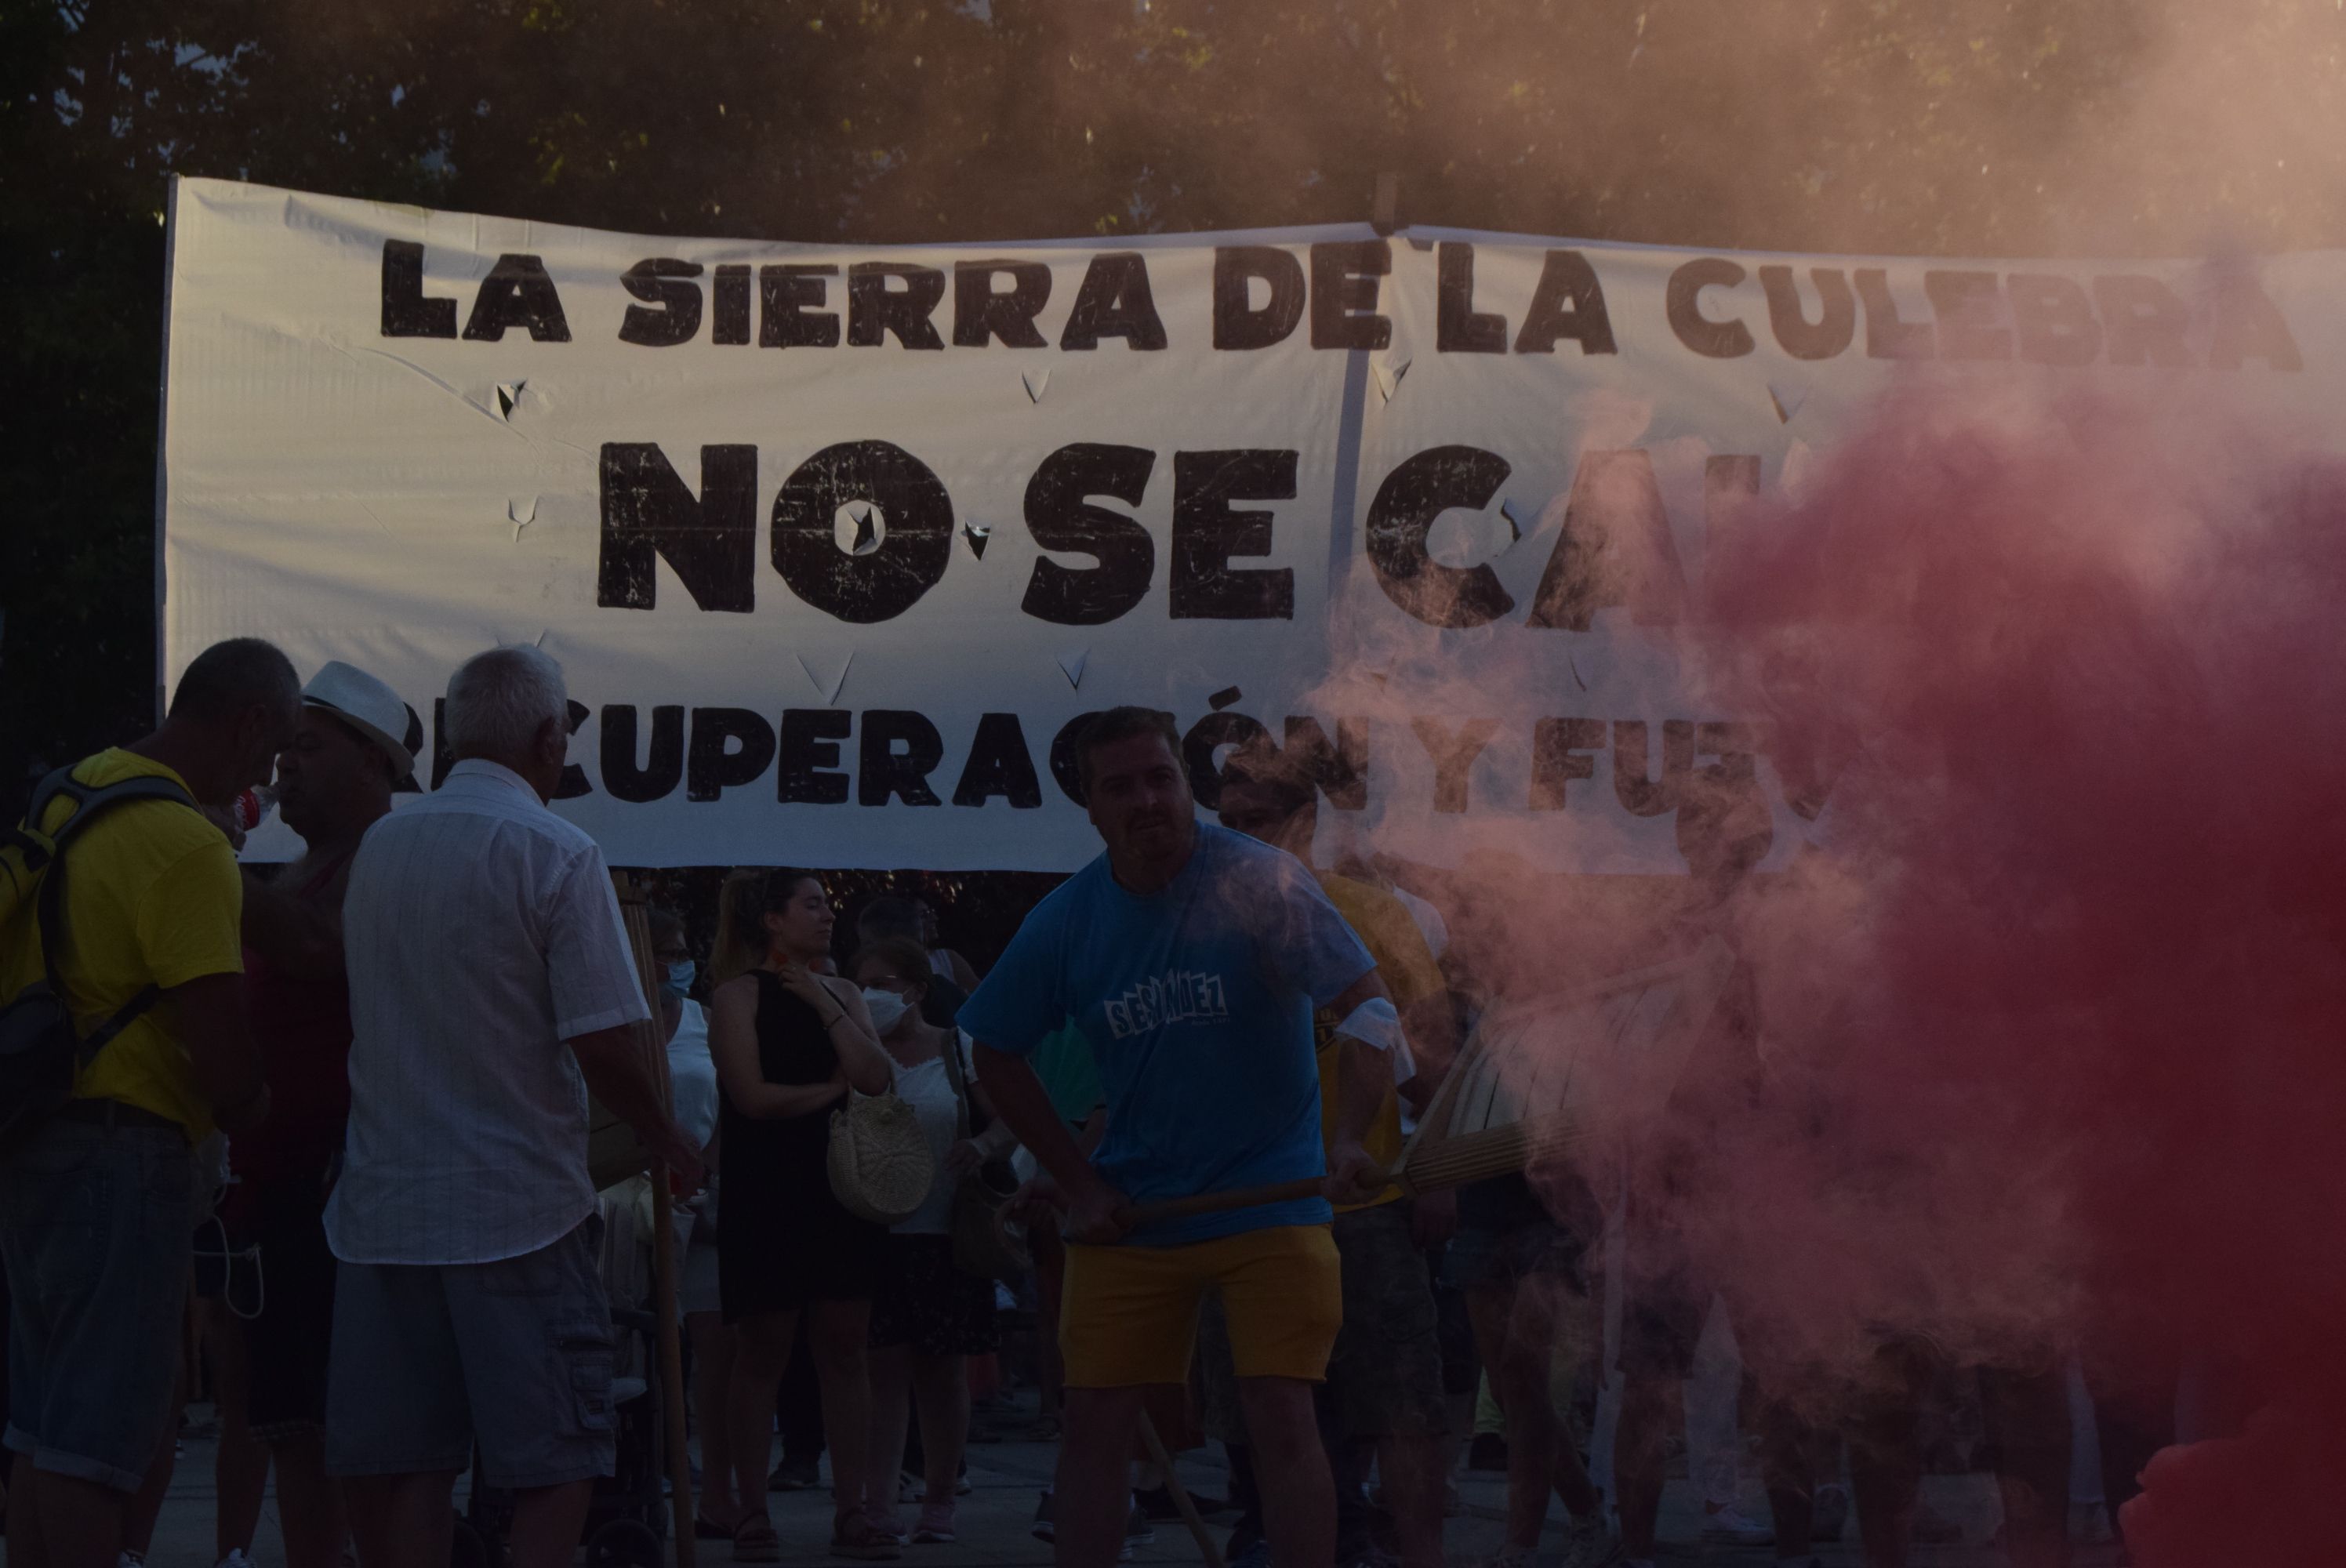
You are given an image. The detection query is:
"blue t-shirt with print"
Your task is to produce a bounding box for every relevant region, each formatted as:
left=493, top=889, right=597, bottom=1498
left=960, top=822, right=1376, bottom=1245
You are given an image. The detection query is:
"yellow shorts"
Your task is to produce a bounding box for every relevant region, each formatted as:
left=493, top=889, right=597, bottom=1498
left=1060, top=1224, right=1342, bottom=1389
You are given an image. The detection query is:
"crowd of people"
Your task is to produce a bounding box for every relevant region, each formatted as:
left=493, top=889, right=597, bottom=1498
left=0, top=637, right=2173, bottom=1568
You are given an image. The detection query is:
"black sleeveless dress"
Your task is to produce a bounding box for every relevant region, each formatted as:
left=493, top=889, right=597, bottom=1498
left=716, top=971, right=886, bottom=1320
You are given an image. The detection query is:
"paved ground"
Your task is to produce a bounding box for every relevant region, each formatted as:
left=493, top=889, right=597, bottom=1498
left=135, top=1401, right=2129, bottom=1566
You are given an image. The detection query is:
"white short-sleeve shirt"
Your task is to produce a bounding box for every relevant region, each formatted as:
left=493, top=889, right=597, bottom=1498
left=326, top=758, right=651, bottom=1265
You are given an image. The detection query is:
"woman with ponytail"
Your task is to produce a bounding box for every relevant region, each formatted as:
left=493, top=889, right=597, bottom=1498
left=708, top=870, right=901, bottom=1562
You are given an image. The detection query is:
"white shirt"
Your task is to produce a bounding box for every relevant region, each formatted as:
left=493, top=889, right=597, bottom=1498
left=326, top=759, right=650, bottom=1265
left=890, top=1030, right=979, bottom=1236
left=666, top=1000, right=719, bottom=1150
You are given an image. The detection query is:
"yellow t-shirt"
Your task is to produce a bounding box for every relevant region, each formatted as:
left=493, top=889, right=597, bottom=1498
left=1313, top=872, right=1447, bottom=1211
left=0, top=750, right=244, bottom=1140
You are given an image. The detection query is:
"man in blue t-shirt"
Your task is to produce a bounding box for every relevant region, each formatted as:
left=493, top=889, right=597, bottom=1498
left=965, top=707, right=1403, bottom=1568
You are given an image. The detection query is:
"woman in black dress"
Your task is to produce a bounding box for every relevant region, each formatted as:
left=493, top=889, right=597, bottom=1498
left=709, top=869, right=900, bottom=1562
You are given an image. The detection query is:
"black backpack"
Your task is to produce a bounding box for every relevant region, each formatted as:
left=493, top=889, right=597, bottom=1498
left=0, top=762, right=202, bottom=1155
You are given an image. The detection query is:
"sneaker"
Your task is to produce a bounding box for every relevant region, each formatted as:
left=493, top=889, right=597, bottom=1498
left=220, top=1552, right=255, bottom=1568
left=910, top=1503, right=956, bottom=1544
left=1031, top=1490, right=1055, bottom=1544
left=1126, top=1497, right=1156, bottom=1546
left=770, top=1456, right=822, bottom=1492
left=1812, top=1483, right=1850, bottom=1543
left=1560, top=1516, right=1625, bottom=1568
left=899, top=1470, right=919, bottom=1504
left=1700, top=1504, right=1774, bottom=1546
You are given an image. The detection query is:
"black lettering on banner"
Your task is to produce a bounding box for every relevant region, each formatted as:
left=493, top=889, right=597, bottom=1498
left=770, top=441, right=954, bottom=622
left=1213, top=247, right=1306, bottom=350
left=859, top=710, right=945, bottom=805
left=1614, top=718, right=1694, bottom=816
left=380, top=240, right=458, bottom=338
left=686, top=707, right=778, bottom=801
left=597, top=443, right=758, bottom=612
left=1696, top=721, right=1766, bottom=788
left=760, top=264, right=841, bottom=347
left=1411, top=717, right=1498, bottom=814
left=2207, top=276, right=2304, bottom=372
left=953, top=260, right=1052, bottom=348
left=2093, top=275, right=2194, bottom=368
left=461, top=253, right=572, bottom=343
left=1436, top=243, right=1507, bottom=354
left=1277, top=717, right=1368, bottom=810
left=1059, top=252, right=1168, bottom=350
left=1309, top=240, right=1393, bottom=350
left=1757, top=266, right=1855, bottom=360
left=1854, top=269, right=1933, bottom=360
left=1021, top=444, right=1157, bottom=625
left=1514, top=250, right=1618, bottom=355
left=848, top=263, right=947, bottom=350
left=1666, top=258, right=1754, bottom=358
left=601, top=705, right=686, bottom=801
left=1527, top=450, right=1688, bottom=630
left=1182, top=710, right=1269, bottom=809
left=1529, top=717, right=1608, bottom=811
left=618, top=259, right=704, bottom=347
left=1364, top=445, right=1516, bottom=629
left=556, top=700, right=593, bottom=800
left=712, top=265, right=751, bottom=345
left=1925, top=270, right=2013, bottom=361
left=952, top=713, right=1044, bottom=808
left=2009, top=274, right=2104, bottom=367
left=777, top=709, right=852, bottom=804
left=1170, top=450, right=1297, bottom=620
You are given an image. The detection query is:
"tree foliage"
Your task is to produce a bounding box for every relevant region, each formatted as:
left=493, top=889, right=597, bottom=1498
left=4, top=0, right=2340, bottom=792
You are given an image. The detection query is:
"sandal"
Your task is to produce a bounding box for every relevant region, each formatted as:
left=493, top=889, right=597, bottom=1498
left=697, top=1510, right=740, bottom=1541
left=732, top=1515, right=781, bottom=1563
left=831, top=1508, right=904, bottom=1561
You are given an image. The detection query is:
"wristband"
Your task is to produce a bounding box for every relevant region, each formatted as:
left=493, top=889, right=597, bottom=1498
left=1332, top=996, right=1404, bottom=1053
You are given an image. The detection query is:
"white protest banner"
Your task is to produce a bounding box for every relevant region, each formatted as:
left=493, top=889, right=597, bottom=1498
left=158, top=176, right=2339, bottom=870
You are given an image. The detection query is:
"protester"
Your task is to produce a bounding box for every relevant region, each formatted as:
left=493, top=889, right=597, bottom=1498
left=321, top=645, right=702, bottom=1568
left=212, top=660, right=409, bottom=1568
left=0, top=637, right=295, bottom=1568
left=708, top=869, right=899, bottom=1563
left=913, top=898, right=982, bottom=991
left=960, top=706, right=1396, bottom=1568
left=849, top=937, right=1018, bottom=1544
left=855, top=895, right=968, bottom=1025
left=1613, top=779, right=1828, bottom=1568
left=652, top=906, right=741, bottom=1543
left=1212, top=754, right=1465, bottom=1568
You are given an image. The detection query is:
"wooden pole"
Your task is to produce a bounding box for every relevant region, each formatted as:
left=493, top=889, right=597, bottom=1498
left=614, top=872, right=699, bottom=1568
left=1138, top=1412, right=1224, bottom=1568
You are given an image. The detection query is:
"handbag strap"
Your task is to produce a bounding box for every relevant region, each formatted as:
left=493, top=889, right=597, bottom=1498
left=938, top=1029, right=974, bottom=1142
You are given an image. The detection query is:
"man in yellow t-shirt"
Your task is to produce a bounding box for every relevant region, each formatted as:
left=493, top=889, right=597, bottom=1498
left=0, top=637, right=296, bottom=1563
left=1215, top=759, right=1458, bottom=1568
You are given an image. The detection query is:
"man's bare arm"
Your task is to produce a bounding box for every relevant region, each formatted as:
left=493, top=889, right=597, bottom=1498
left=570, top=1022, right=704, bottom=1190
left=238, top=869, right=346, bottom=981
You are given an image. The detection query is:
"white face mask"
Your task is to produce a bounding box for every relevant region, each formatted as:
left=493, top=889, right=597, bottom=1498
left=862, top=987, right=912, bottom=1035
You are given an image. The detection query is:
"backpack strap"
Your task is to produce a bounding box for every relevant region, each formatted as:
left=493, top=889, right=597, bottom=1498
left=23, top=768, right=202, bottom=1073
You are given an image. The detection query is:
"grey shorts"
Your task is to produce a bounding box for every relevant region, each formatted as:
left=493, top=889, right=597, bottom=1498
left=324, top=1214, right=616, bottom=1489
left=0, top=1113, right=193, bottom=1492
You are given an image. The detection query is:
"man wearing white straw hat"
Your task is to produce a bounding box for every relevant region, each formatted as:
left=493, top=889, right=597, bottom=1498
left=212, top=659, right=416, bottom=1568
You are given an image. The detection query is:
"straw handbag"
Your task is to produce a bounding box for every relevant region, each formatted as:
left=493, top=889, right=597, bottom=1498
left=826, top=1089, right=934, bottom=1225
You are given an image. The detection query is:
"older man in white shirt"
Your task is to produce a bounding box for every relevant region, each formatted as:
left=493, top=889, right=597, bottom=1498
left=322, top=645, right=702, bottom=1568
